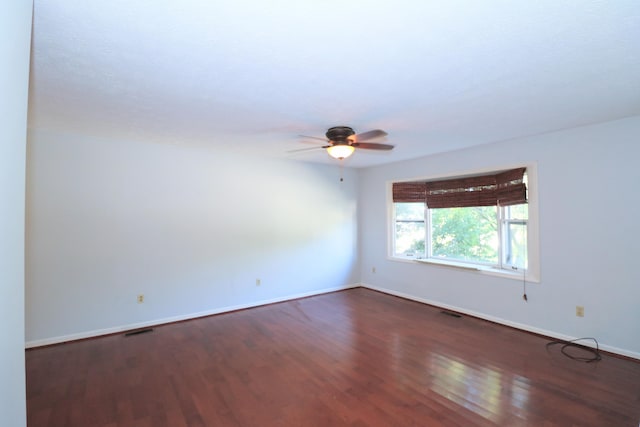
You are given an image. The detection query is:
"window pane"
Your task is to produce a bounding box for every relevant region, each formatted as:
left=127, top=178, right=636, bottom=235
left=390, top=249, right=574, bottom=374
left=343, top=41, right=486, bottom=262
left=395, top=202, right=424, bottom=220
left=395, top=222, right=425, bottom=257
left=505, top=204, right=528, bottom=220
left=504, top=222, right=528, bottom=269
left=430, top=206, right=498, bottom=264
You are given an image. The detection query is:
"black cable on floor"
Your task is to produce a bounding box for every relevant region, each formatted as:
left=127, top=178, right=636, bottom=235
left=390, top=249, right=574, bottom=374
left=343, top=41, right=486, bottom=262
left=546, top=337, right=602, bottom=363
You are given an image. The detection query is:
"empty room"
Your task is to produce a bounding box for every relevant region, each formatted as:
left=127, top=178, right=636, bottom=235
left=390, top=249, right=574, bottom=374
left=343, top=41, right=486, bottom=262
left=3, top=1, right=640, bottom=426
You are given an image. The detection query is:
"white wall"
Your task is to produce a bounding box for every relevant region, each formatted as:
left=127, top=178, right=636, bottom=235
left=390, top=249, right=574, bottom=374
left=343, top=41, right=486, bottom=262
left=0, top=1, right=32, bottom=426
left=26, top=130, right=359, bottom=345
left=359, top=116, right=640, bottom=358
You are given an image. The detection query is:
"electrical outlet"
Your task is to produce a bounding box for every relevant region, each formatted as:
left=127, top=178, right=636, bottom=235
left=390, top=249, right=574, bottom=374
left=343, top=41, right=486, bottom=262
left=137, top=294, right=144, bottom=304
left=256, top=278, right=261, bottom=286
left=576, top=306, right=584, bottom=317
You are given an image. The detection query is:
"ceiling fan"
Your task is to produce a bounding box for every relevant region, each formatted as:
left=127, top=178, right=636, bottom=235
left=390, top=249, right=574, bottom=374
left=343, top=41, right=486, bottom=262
left=292, top=126, right=394, bottom=159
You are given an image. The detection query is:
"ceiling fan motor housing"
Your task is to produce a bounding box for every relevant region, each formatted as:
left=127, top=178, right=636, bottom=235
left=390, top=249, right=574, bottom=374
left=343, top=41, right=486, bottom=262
left=326, top=126, right=355, bottom=145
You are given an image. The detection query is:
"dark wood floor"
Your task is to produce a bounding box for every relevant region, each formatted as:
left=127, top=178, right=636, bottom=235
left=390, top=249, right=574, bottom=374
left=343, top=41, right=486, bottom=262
left=26, top=288, right=640, bottom=426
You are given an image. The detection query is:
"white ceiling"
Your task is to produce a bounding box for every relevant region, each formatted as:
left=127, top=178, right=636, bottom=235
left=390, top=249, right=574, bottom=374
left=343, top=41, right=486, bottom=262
left=29, top=0, right=640, bottom=168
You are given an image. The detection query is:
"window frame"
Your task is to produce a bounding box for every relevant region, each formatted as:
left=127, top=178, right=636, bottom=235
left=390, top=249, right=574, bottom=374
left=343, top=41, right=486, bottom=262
left=388, top=164, right=540, bottom=282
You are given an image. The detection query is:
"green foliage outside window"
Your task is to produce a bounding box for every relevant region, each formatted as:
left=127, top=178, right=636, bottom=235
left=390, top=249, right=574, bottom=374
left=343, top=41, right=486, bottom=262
left=430, top=206, right=498, bottom=264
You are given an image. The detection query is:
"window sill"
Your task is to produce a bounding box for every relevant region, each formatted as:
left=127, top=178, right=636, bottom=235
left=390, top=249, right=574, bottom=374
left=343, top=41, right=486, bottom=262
left=389, top=256, right=539, bottom=283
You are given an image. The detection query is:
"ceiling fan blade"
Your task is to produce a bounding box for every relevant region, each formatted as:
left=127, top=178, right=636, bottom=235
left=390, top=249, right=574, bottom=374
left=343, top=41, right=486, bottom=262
left=354, top=129, right=388, bottom=141
left=352, top=142, right=394, bottom=150
left=286, top=146, right=327, bottom=153
left=298, top=134, right=328, bottom=142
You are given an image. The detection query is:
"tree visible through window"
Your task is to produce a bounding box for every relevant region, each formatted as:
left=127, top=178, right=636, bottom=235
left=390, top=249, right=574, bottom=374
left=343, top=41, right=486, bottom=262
left=430, top=206, right=498, bottom=264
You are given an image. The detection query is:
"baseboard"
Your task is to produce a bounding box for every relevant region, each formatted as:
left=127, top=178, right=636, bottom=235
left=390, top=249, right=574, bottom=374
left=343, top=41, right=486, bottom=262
left=360, top=283, right=640, bottom=361
left=25, top=284, right=359, bottom=349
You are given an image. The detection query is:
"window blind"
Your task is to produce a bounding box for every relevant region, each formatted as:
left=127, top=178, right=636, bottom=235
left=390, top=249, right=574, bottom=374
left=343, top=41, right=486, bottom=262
left=392, top=167, right=527, bottom=208
left=392, top=182, right=427, bottom=203
left=496, top=167, right=528, bottom=206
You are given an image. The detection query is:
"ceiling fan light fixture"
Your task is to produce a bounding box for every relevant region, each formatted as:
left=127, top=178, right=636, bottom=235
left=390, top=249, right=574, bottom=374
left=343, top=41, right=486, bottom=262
left=326, top=144, right=355, bottom=159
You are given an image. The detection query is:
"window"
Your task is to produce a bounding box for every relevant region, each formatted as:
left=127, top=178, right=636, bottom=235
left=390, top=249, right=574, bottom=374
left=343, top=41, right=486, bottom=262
left=394, top=203, right=425, bottom=257
left=429, top=205, right=499, bottom=265
left=391, top=167, right=536, bottom=278
left=501, top=204, right=528, bottom=270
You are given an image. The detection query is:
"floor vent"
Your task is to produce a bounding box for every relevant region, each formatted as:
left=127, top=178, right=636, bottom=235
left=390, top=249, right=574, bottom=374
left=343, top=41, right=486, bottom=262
left=124, top=328, right=154, bottom=336
left=440, top=311, right=462, bottom=318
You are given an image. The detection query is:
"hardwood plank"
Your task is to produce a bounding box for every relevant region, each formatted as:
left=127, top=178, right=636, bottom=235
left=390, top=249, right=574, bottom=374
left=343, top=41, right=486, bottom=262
left=26, top=288, right=640, bottom=426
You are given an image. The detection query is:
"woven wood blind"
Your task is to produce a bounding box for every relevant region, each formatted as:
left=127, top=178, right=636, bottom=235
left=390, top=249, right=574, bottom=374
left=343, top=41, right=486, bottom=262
left=425, top=175, right=497, bottom=208
left=496, top=167, right=527, bottom=206
left=393, top=168, right=527, bottom=208
left=392, top=182, right=427, bottom=203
